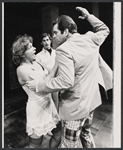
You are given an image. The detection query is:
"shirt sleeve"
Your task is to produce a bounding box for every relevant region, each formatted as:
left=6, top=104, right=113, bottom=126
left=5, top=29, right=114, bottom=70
left=86, top=14, right=110, bottom=46
left=44, top=47, right=75, bottom=93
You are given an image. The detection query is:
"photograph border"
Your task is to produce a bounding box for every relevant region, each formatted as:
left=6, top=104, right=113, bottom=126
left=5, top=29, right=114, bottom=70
left=1, top=0, right=122, bottom=149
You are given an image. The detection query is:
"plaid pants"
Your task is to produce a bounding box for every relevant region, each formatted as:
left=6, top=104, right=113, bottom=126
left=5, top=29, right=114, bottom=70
left=59, top=111, right=95, bottom=148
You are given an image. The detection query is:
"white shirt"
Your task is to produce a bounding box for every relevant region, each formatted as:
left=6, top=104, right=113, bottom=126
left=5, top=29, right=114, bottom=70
left=36, top=48, right=56, bottom=73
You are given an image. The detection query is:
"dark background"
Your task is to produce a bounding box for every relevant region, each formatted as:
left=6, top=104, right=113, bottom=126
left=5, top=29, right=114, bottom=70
left=4, top=2, right=113, bottom=99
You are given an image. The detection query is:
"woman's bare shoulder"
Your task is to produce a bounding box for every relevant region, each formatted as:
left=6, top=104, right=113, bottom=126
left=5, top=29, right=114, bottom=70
left=17, top=65, right=29, bottom=75
left=16, top=66, right=30, bottom=84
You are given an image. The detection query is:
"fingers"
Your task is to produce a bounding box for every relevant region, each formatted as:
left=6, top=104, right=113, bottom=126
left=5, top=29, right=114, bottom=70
left=76, top=7, right=82, bottom=11
left=78, top=16, right=85, bottom=20
left=26, top=83, right=33, bottom=89
left=26, top=81, right=36, bottom=91
left=76, top=6, right=89, bottom=19
left=76, top=6, right=85, bottom=13
left=29, top=75, right=35, bottom=80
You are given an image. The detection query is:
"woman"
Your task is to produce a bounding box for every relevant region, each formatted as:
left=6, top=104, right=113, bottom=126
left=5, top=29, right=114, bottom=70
left=12, top=34, right=61, bottom=148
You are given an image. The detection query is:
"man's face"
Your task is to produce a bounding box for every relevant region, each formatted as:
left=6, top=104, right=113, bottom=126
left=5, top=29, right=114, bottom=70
left=41, top=36, right=51, bottom=50
left=52, top=23, right=66, bottom=49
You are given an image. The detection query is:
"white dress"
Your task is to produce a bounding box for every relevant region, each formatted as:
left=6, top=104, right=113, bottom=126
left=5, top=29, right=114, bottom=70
left=22, top=67, right=60, bottom=137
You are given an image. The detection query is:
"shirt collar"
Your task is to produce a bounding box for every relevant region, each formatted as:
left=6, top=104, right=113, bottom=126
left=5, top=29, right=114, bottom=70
left=42, top=48, right=52, bottom=54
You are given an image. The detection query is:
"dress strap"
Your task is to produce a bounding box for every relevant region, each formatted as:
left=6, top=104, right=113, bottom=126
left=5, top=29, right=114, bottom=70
left=36, top=62, right=44, bottom=70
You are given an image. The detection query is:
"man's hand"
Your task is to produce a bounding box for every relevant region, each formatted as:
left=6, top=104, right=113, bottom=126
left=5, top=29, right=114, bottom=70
left=26, top=80, right=37, bottom=91
left=76, top=7, right=90, bottom=20
left=26, top=75, right=47, bottom=93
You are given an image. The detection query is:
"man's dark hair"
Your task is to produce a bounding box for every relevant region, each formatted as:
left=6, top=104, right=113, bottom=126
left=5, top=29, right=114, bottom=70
left=53, top=15, right=77, bottom=34
left=40, top=33, right=52, bottom=42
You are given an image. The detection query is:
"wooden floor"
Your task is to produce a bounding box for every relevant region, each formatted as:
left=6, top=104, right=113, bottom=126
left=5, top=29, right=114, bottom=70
left=4, top=89, right=113, bottom=148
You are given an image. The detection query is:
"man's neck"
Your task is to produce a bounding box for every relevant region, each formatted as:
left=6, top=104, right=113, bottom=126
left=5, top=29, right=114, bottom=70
left=44, top=47, right=51, bottom=51
left=66, top=33, right=72, bottom=40
left=44, top=47, right=52, bottom=55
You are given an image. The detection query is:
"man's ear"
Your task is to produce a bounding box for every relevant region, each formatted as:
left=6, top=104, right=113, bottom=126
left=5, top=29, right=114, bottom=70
left=64, top=28, right=69, bottom=37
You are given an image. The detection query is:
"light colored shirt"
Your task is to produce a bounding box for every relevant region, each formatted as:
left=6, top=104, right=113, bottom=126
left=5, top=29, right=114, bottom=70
left=36, top=48, right=56, bottom=73
left=38, top=14, right=112, bottom=121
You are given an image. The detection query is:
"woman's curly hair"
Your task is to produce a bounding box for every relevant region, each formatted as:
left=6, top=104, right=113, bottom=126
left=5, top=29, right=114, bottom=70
left=12, top=34, right=33, bottom=66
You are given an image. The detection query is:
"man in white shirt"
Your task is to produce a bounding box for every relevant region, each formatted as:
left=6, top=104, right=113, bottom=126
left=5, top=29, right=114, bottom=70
left=36, top=33, right=59, bottom=138
left=36, top=33, right=56, bottom=73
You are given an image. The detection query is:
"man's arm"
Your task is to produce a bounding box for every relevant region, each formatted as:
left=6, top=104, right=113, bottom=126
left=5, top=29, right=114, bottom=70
left=76, top=7, right=110, bottom=46
left=87, top=14, right=110, bottom=46
left=37, top=48, right=75, bottom=93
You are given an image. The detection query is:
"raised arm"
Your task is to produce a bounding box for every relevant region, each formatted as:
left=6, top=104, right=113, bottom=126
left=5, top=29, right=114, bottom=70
left=76, top=7, right=110, bottom=46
